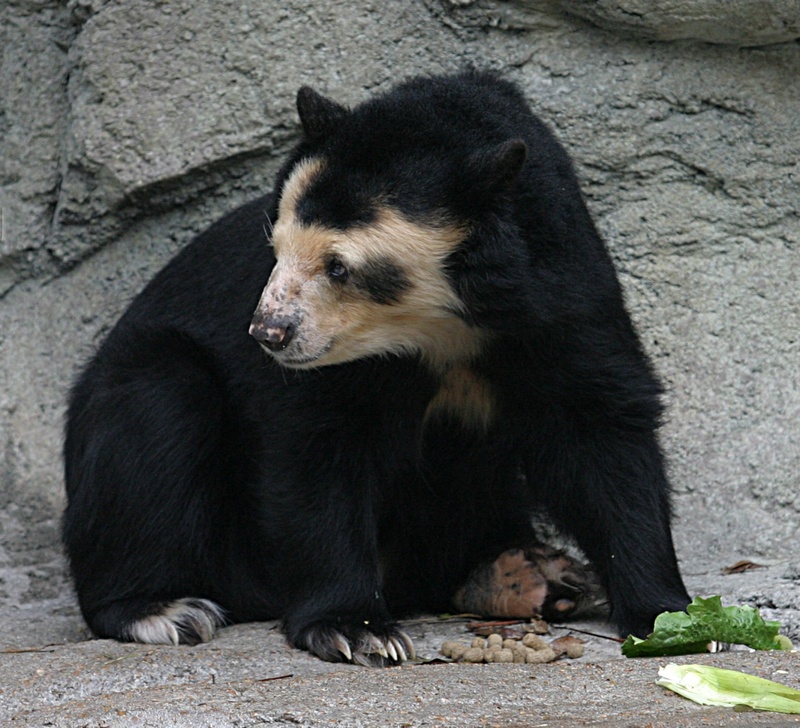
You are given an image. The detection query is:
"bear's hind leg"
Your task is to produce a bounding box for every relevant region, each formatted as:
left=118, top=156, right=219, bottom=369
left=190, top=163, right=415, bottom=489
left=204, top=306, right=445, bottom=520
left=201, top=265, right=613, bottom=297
left=64, top=329, right=258, bottom=645
left=383, top=425, right=604, bottom=622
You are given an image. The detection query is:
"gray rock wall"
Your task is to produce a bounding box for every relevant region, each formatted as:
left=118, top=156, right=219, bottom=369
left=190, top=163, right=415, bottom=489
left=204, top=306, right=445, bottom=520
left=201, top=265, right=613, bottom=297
left=1, top=0, right=798, bottom=637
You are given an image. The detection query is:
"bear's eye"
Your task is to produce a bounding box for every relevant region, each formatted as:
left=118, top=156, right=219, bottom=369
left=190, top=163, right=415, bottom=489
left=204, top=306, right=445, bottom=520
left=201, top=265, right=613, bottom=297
left=326, top=257, right=349, bottom=282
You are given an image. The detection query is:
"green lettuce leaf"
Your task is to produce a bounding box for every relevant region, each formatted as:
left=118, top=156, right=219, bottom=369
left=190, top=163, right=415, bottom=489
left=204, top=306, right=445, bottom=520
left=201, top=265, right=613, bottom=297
left=622, top=596, right=793, bottom=657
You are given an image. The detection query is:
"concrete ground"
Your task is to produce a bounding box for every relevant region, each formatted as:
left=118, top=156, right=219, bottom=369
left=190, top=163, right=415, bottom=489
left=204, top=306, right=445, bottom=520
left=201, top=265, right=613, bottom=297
left=1, top=563, right=798, bottom=726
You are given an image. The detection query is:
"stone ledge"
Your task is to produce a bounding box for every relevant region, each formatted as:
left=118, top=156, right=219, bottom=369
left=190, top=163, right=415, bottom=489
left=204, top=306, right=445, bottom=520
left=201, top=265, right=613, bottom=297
left=505, top=0, right=800, bottom=46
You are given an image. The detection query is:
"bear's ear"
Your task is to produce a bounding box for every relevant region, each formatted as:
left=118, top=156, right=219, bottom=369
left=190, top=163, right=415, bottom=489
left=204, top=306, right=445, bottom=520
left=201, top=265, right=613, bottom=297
left=470, top=139, right=528, bottom=192
left=296, top=87, right=348, bottom=141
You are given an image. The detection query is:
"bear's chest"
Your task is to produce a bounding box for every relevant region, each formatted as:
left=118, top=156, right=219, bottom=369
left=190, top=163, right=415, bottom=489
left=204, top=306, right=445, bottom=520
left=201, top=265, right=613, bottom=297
left=424, top=365, right=495, bottom=430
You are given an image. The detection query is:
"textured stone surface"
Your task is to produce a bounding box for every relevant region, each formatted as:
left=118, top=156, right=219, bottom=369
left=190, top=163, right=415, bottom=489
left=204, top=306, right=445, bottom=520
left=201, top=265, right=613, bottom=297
left=0, top=0, right=799, bottom=692
left=1, top=631, right=798, bottom=726
left=0, top=1, right=74, bottom=293
left=546, top=0, right=800, bottom=46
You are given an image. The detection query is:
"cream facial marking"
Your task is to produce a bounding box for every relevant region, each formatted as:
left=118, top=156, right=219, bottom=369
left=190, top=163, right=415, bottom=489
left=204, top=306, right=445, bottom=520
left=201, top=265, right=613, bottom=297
left=274, top=157, right=326, bottom=237
left=424, top=365, right=495, bottom=430
left=250, top=158, right=485, bottom=371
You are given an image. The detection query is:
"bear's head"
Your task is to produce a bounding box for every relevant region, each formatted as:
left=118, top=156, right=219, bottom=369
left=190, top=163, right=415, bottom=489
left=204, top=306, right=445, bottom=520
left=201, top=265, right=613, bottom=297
left=249, top=82, right=527, bottom=371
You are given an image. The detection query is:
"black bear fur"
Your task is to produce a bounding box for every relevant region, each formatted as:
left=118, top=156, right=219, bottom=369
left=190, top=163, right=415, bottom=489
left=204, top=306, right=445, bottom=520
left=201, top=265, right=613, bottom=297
left=63, top=71, right=690, bottom=664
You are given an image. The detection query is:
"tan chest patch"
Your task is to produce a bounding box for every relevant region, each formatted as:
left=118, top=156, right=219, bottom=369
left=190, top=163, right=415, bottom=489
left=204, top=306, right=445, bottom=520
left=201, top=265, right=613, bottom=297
left=425, top=365, right=495, bottom=430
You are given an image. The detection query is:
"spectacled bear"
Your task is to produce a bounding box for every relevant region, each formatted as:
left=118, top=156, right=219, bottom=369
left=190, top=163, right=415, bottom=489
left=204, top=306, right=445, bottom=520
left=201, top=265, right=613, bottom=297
left=63, top=70, right=690, bottom=666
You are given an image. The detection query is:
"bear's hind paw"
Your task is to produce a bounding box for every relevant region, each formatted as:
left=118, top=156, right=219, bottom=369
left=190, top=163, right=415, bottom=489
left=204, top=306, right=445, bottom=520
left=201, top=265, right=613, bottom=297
left=526, top=544, right=607, bottom=621
left=454, top=546, right=606, bottom=622
left=123, top=597, right=227, bottom=646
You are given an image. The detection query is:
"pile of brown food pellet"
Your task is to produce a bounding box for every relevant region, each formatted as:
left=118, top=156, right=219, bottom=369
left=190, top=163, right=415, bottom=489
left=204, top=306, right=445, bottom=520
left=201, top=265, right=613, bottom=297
left=440, top=632, right=585, bottom=664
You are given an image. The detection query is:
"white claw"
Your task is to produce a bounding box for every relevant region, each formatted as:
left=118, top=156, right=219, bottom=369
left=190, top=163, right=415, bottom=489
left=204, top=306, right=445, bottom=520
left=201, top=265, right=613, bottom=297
left=386, top=638, right=398, bottom=662
left=332, top=632, right=353, bottom=662
left=389, top=636, right=406, bottom=662
left=367, top=635, right=388, bottom=659
left=398, top=630, right=416, bottom=660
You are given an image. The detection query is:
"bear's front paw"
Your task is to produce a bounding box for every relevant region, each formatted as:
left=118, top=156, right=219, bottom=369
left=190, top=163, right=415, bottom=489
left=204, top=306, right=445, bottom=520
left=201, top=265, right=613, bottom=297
left=290, top=619, right=415, bottom=667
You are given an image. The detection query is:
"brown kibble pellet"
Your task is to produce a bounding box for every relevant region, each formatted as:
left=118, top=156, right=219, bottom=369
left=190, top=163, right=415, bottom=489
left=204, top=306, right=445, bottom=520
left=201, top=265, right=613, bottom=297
left=462, top=647, right=485, bottom=663
left=486, top=633, right=503, bottom=648
left=440, top=641, right=459, bottom=658
left=526, top=646, right=557, bottom=664
left=566, top=642, right=585, bottom=659
left=513, top=651, right=526, bottom=663
left=549, top=634, right=586, bottom=659
left=444, top=641, right=468, bottom=660
left=483, top=646, right=501, bottom=662
left=495, top=648, right=514, bottom=663
left=502, top=638, right=517, bottom=650
left=471, top=637, right=487, bottom=649
left=522, top=633, right=547, bottom=650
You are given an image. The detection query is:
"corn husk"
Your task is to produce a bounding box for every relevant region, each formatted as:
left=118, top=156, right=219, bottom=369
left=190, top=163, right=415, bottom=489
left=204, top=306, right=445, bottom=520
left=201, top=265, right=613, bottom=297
left=657, top=663, right=800, bottom=714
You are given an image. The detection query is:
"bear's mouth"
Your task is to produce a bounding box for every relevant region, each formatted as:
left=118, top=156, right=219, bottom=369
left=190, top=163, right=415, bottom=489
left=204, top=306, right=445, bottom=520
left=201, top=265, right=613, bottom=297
left=267, top=341, right=333, bottom=369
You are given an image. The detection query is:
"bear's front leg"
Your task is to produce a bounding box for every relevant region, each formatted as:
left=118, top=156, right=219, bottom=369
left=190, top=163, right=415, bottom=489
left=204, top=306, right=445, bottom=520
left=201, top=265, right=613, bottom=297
left=269, top=468, right=415, bottom=667
left=527, top=421, right=690, bottom=638
left=281, top=561, right=416, bottom=666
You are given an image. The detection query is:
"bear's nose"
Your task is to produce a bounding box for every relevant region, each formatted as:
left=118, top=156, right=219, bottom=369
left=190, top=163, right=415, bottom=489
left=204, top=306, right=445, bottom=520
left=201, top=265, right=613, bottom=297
left=249, top=318, right=296, bottom=351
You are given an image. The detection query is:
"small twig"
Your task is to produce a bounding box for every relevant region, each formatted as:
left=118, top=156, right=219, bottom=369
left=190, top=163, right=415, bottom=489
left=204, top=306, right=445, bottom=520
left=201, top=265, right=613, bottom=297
left=101, top=652, right=143, bottom=667
left=395, top=614, right=478, bottom=626
left=0, top=647, right=57, bottom=654
left=467, top=619, right=526, bottom=629
left=256, top=673, right=294, bottom=682
left=550, top=625, right=625, bottom=643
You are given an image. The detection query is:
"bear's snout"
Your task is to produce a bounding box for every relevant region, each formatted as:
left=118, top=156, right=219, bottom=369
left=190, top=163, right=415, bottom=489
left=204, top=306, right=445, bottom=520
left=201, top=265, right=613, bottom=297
left=249, top=314, right=297, bottom=352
